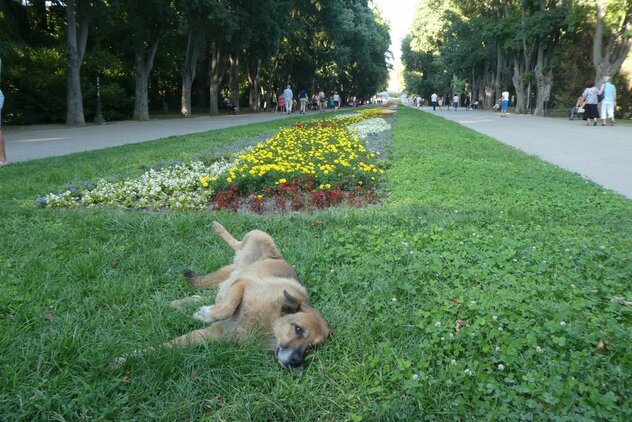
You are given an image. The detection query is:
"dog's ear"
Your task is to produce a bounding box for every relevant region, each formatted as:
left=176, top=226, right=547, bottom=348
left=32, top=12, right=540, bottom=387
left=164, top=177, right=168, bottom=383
left=281, top=290, right=302, bottom=315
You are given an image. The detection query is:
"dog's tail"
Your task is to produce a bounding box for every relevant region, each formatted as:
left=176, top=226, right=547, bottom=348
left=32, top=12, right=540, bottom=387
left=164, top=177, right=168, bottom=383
left=183, top=266, right=233, bottom=289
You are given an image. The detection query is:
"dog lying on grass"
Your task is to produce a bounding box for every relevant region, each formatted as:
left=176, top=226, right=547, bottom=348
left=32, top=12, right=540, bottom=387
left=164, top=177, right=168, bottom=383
left=114, top=222, right=330, bottom=370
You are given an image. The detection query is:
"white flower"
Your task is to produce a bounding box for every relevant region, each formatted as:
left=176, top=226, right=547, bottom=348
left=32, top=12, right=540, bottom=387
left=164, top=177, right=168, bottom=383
left=441, top=337, right=445, bottom=341
left=451, top=359, right=457, bottom=365
left=497, top=364, right=505, bottom=371
left=560, top=321, right=567, bottom=327
left=412, top=374, right=419, bottom=381
left=495, top=346, right=501, bottom=352
left=536, top=346, right=543, bottom=353
left=470, top=301, right=477, bottom=305
left=435, top=321, right=441, bottom=327
left=498, top=327, right=503, bottom=331
left=492, top=315, right=498, bottom=321
left=391, top=297, right=397, bottom=303
left=464, top=368, right=474, bottom=376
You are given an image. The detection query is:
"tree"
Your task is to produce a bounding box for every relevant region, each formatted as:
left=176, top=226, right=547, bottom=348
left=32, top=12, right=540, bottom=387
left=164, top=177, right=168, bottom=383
left=113, top=0, right=175, bottom=121
left=65, top=0, right=91, bottom=125
left=592, top=0, right=632, bottom=84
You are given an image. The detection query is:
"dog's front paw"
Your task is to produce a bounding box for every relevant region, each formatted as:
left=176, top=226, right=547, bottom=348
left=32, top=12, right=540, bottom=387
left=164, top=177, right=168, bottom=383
left=193, top=305, right=216, bottom=323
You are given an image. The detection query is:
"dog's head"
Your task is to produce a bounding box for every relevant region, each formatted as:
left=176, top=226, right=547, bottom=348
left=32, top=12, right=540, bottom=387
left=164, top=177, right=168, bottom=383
left=272, top=290, right=331, bottom=370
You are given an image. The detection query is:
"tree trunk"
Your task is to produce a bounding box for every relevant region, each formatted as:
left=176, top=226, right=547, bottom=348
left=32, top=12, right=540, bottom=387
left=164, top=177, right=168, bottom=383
left=133, top=38, right=160, bottom=121
left=209, top=42, right=227, bottom=116
left=533, top=41, right=555, bottom=117
left=181, top=30, right=199, bottom=117
left=229, top=50, right=240, bottom=113
left=263, top=47, right=281, bottom=112
left=247, top=58, right=262, bottom=112
left=593, top=0, right=632, bottom=85
left=512, top=56, right=528, bottom=114
left=65, top=0, right=90, bottom=126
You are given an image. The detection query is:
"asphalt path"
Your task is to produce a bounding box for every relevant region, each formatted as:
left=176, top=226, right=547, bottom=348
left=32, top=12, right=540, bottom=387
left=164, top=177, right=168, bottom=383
left=415, top=106, right=632, bottom=199
left=4, top=106, right=631, bottom=199
left=4, top=111, right=299, bottom=163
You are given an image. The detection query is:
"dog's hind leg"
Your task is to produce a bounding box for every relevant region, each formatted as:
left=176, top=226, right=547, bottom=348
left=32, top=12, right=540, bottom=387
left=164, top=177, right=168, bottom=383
left=212, top=221, right=242, bottom=251
left=184, top=265, right=234, bottom=289
left=164, top=323, right=227, bottom=347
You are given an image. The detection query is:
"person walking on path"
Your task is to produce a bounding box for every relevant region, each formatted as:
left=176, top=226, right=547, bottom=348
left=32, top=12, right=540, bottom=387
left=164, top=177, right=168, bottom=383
left=500, top=89, right=510, bottom=117
left=333, top=91, right=341, bottom=111
left=0, top=88, right=7, bottom=165
left=431, top=92, right=438, bottom=111
left=581, top=80, right=600, bottom=126
left=599, top=76, right=616, bottom=126
left=277, top=94, right=285, bottom=113
left=318, top=90, right=326, bottom=112
left=452, top=94, right=459, bottom=111
left=298, top=88, right=308, bottom=114
left=283, top=85, right=293, bottom=114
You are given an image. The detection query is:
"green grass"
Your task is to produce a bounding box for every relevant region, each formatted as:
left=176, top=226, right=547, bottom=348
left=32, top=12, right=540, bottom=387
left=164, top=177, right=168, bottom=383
left=1, top=108, right=631, bottom=420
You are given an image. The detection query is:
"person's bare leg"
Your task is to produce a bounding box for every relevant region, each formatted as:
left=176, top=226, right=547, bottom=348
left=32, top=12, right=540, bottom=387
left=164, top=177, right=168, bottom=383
left=0, top=130, right=7, bottom=164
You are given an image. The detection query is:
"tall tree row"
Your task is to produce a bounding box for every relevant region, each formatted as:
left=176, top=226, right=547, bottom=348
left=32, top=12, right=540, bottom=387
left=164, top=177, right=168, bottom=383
left=402, top=0, right=631, bottom=116
left=0, top=0, right=390, bottom=125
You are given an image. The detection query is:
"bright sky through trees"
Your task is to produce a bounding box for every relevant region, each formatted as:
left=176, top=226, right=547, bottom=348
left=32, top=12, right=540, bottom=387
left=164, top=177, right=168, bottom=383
left=371, top=0, right=419, bottom=91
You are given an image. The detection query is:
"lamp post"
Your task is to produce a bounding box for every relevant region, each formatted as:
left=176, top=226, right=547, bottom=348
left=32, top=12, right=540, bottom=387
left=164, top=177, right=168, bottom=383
left=94, top=73, right=105, bottom=124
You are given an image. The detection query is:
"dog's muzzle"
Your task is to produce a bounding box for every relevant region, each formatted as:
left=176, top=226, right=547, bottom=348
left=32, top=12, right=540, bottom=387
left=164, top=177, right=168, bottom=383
left=275, top=347, right=305, bottom=370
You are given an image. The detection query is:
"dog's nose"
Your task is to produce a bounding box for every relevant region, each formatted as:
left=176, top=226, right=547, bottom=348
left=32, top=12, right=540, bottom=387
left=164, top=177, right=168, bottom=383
left=288, top=350, right=304, bottom=368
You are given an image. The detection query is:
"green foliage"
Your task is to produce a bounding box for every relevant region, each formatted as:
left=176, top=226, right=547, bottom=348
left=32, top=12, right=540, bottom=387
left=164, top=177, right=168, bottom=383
left=0, top=108, right=630, bottom=420
left=0, top=0, right=390, bottom=124
left=1, top=45, right=66, bottom=124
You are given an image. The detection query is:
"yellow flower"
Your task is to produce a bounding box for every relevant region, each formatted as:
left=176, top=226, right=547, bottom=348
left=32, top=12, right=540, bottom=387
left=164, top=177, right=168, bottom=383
left=257, top=194, right=263, bottom=200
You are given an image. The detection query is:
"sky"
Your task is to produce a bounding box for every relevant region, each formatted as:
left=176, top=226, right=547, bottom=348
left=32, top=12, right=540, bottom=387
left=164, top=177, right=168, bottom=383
left=371, top=0, right=420, bottom=92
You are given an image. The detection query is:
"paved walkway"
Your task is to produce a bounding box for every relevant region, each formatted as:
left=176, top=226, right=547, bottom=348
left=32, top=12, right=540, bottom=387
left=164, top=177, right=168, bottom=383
left=416, top=107, right=632, bottom=199
left=4, top=111, right=301, bottom=163
left=4, top=106, right=631, bottom=199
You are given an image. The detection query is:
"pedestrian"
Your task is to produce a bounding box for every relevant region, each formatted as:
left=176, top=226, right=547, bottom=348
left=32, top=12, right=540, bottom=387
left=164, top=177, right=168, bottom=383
left=0, top=88, right=6, bottom=165
left=283, top=85, right=293, bottom=114
left=500, top=88, right=509, bottom=117
left=438, top=96, right=443, bottom=110
left=431, top=92, right=438, bottom=111
left=318, top=89, right=325, bottom=112
left=599, top=76, right=616, bottom=126
left=452, top=94, right=459, bottom=111
left=299, top=88, right=308, bottom=114
left=581, top=80, right=600, bottom=126
left=277, top=93, right=285, bottom=113
left=272, top=92, right=277, bottom=113
left=333, top=91, right=341, bottom=111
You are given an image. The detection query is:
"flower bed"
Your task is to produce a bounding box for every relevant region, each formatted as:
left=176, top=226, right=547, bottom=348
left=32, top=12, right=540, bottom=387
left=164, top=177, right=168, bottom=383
left=38, top=108, right=393, bottom=213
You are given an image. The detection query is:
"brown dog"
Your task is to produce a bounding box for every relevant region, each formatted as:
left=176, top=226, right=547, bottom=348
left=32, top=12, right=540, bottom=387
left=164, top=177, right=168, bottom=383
left=163, top=221, right=330, bottom=370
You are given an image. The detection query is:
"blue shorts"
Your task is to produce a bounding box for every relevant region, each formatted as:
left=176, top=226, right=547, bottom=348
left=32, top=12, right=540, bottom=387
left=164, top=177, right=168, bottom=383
left=501, top=99, right=509, bottom=111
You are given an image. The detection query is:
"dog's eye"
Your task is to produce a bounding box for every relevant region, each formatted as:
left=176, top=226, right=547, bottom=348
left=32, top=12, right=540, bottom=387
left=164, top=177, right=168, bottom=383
left=294, top=325, right=304, bottom=337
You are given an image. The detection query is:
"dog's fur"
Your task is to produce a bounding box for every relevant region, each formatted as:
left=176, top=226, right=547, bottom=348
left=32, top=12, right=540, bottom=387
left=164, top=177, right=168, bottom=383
left=116, top=222, right=330, bottom=370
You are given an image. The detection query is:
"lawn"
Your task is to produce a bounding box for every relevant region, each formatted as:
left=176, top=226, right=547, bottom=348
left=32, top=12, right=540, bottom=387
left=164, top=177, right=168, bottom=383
left=0, top=107, right=630, bottom=420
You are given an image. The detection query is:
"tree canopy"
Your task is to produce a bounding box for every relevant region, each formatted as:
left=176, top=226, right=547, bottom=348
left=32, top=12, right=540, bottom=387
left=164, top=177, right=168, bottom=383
left=401, top=0, right=631, bottom=116
left=0, top=0, right=390, bottom=124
